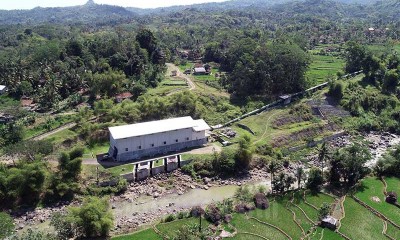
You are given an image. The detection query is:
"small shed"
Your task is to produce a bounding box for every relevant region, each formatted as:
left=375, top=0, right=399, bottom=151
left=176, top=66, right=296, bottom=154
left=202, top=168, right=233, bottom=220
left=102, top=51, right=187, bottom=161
left=194, top=67, right=207, bottom=75
left=0, top=85, right=7, bottom=95
left=279, top=95, right=292, bottom=105
left=321, top=215, right=338, bottom=230
left=171, top=70, right=177, bottom=77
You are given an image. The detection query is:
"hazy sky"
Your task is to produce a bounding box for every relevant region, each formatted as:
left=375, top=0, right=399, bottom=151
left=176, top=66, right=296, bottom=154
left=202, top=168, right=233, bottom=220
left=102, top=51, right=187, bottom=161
left=0, top=0, right=229, bottom=10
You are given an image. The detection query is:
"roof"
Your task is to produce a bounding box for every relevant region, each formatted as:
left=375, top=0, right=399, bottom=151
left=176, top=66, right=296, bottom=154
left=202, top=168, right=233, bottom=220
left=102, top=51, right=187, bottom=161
left=322, top=216, right=337, bottom=225
left=279, top=95, right=291, bottom=99
left=109, top=116, right=210, bottom=140
left=194, top=67, right=206, bottom=73
left=0, top=85, right=6, bottom=90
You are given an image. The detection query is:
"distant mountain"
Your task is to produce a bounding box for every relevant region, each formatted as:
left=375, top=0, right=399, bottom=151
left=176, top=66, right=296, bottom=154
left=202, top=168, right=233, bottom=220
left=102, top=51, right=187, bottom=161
left=0, top=1, right=134, bottom=25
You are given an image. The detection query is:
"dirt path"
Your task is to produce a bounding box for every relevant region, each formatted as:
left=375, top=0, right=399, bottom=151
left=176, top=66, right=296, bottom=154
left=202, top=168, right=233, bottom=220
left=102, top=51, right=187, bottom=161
left=165, top=63, right=196, bottom=95
left=31, top=122, right=76, bottom=140
left=253, top=111, right=281, bottom=145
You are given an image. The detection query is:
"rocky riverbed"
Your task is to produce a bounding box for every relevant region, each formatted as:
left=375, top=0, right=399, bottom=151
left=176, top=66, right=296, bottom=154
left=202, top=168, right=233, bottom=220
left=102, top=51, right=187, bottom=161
left=13, top=168, right=270, bottom=236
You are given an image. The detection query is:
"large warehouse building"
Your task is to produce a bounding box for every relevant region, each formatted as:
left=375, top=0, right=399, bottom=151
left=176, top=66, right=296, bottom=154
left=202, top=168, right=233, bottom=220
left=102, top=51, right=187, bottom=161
left=108, top=116, right=210, bottom=162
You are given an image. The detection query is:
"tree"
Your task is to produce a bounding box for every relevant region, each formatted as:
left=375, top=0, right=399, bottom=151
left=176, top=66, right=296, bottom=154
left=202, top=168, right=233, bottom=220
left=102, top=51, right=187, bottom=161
left=66, top=197, right=114, bottom=238
left=306, top=168, right=324, bottom=192
left=272, top=172, right=295, bottom=193
left=235, top=134, right=254, bottom=169
left=332, top=143, right=371, bottom=186
left=136, top=28, right=157, bottom=55
left=267, top=160, right=279, bottom=189
left=318, top=202, right=331, bottom=220
left=66, top=39, right=83, bottom=57
left=344, top=41, right=366, bottom=73
left=0, top=212, right=14, bottom=239
left=296, top=166, right=305, bottom=189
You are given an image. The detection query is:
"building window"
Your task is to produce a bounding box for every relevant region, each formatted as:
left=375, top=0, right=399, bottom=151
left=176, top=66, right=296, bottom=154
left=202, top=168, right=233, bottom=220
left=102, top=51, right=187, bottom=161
left=186, top=137, right=190, bottom=141
left=176, top=139, right=179, bottom=143
left=138, top=146, right=142, bottom=150
left=164, top=141, right=167, bottom=145
left=125, top=148, right=128, bottom=151
left=151, top=143, right=154, bottom=147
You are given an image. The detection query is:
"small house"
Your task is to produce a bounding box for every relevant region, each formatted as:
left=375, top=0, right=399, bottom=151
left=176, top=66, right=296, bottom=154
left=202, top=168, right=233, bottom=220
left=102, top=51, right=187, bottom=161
left=115, top=92, right=133, bottom=103
left=279, top=95, right=292, bottom=105
left=0, top=85, right=7, bottom=95
left=171, top=70, right=178, bottom=77
left=194, top=67, right=207, bottom=75
left=321, top=216, right=338, bottom=230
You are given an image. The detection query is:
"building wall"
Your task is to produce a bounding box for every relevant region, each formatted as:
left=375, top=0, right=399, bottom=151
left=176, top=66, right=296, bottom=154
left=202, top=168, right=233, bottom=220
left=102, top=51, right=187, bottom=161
left=109, top=129, right=207, bottom=162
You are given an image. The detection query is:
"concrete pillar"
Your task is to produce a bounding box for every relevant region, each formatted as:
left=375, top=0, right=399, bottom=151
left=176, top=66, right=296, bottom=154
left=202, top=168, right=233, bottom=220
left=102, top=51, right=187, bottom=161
left=164, top=158, right=168, bottom=172
left=134, top=164, right=138, bottom=182
left=178, top=155, right=181, bottom=168
left=150, top=161, right=153, bottom=176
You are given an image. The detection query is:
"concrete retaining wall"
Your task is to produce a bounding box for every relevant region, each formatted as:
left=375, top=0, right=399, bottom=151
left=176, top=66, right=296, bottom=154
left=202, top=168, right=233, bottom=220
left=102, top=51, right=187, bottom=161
left=151, top=166, right=165, bottom=175
left=136, top=169, right=149, bottom=181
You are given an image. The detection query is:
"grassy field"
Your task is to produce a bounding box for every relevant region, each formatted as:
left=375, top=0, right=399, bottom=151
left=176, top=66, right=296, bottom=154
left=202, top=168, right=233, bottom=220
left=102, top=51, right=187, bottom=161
left=112, top=228, right=162, bottom=240
left=306, top=54, right=345, bottom=85
left=24, top=114, right=76, bottom=139
left=385, top=176, right=400, bottom=193
left=340, top=197, right=386, bottom=240
left=355, top=177, right=400, bottom=226
left=0, top=94, right=19, bottom=111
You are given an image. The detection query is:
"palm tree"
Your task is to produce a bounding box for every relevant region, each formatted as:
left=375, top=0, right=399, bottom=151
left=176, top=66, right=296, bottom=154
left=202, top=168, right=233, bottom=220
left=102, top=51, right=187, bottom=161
left=296, top=167, right=304, bottom=189
left=318, top=142, right=328, bottom=182
left=267, top=160, right=279, bottom=190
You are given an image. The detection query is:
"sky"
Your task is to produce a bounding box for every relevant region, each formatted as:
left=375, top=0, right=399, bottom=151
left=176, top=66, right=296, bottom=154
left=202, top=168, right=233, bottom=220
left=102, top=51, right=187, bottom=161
left=0, top=0, right=229, bottom=10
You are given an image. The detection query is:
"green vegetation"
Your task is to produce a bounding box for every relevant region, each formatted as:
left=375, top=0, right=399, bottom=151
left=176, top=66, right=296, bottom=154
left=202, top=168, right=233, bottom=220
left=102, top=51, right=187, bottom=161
left=0, top=212, right=14, bottom=239
left=340, top=197, right=384, bottom=240
left=355, top=177, right=400, bottom=225
left=112, top=229, right=162, bottom=240
left=306, top=53, right=345, bottom=85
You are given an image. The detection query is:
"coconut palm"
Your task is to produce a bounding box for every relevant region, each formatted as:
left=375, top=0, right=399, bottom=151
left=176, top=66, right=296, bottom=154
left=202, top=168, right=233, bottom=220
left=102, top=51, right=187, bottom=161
left=267, top=160, right=279, bottom=189
left=318, top=142, right=328, bottom=182
left=296, top=166, right=305, bottom=189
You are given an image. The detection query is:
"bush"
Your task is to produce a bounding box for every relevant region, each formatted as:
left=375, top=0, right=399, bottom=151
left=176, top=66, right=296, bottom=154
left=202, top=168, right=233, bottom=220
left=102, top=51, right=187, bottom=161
left=205, top=204, right=222, bottom=224
left=234, top=203, right=255, bottom=213
left=164, top=214, right=176, bottom=223
left=0, top=212, right=14, bottom=239
left=386, top=191, right=398, bottom=204
left=69, top=147, right=85, bottom=160
left=306, top=168, right=324, bottom=192
left=328, top=82, right=344, bottom=100
left=177, top=211, right=189, bottom=219
left=254, top=193, right=269, bottom=209
left=66, top=197, right=113, bottom=238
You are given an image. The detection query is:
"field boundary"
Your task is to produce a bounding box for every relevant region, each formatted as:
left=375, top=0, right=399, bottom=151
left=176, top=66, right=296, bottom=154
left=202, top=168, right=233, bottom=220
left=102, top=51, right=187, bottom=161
left=248, top=216, right=293, bottom=240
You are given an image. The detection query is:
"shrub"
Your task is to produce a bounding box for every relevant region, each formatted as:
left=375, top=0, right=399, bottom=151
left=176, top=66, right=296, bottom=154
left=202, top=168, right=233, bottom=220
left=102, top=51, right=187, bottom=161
left=66, top=197, right=113, bottom=238
left=69, top=147, right=85, bottom=160
left=386, top=191, right=398, bottom=204
left=0, top=212, right=14, bottom=239
left=164, top=214, right=176, bottom=223
left=254, top=193, right=269, bottom=209
left=177, top=211, right=189, bottom=219
left=205, top=204, right=222, bottom=224
left=234, top=203, right=255, bottom=213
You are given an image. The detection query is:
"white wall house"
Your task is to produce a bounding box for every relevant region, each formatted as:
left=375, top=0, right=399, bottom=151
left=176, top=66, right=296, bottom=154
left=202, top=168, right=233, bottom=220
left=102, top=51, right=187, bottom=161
left=108, top=116, right=210, bottom=162
left=0, top=85, right=7, bottom=95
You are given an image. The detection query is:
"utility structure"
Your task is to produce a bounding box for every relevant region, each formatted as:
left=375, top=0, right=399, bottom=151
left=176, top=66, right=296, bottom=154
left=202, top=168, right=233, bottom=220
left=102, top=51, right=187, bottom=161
left=108, top=116, right=210, bottom=162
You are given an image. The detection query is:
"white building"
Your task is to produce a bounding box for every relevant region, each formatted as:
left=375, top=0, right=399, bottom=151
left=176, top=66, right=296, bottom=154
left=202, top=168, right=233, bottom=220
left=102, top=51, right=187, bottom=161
left=0, top=85, right=7, bottom=95
left=108, top=116, right=210, bottom=162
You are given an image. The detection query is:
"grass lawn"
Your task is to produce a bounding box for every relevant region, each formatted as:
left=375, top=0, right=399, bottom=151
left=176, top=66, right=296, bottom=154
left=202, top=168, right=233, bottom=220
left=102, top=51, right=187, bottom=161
left=386, top=222, right=400, bottom=240
left=83, top=142, right=110, bottom=155
left=305, top=192, right=336, bottom=209
left=248, top=197, right=303, bottom=239
left=306, top=54, right=344, bottom=85
left=230, top=213, right=288, bottom=240
left=385, top=177, right=400, bottom=193
left=310, top=227, right=344, bottom=240
left=106, top=163, right=134, bottom=176
left=46, top=128, right=78, bottom=144
left=355, top=177, right=400, bottom=225
left=25, top=114, right=76, bottom=139
left=112, top=228, right=162, bottom=240
left=0, top=94, right=19, bottom=111
left=156, top=218, right=202, bottom=239
left=340, top=197, right=386, bottom=240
